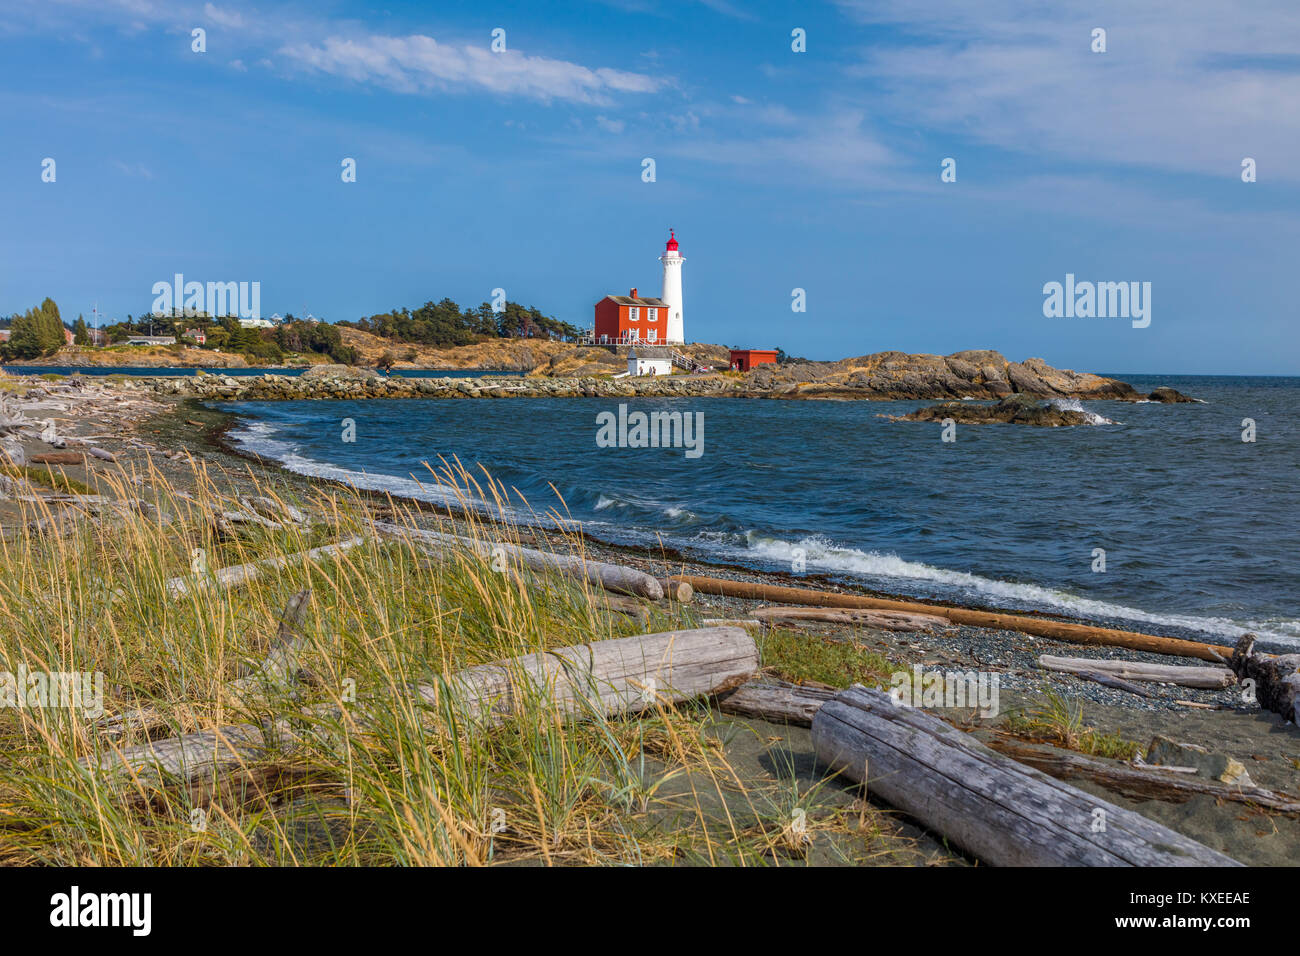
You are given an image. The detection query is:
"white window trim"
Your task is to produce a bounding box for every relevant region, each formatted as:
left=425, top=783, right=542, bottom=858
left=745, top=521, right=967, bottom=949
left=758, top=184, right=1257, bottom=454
left=628, top=307, right=640, bottom=321
left=647, top=308, right=657, bottom=320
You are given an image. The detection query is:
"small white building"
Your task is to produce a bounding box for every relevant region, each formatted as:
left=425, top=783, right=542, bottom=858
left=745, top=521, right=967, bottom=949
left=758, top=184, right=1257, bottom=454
left=627, top=346, right=673, bottom=377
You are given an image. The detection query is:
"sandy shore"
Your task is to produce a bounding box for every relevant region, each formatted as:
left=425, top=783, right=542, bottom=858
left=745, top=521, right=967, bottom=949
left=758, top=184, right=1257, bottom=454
left=5, top=378, right=1298, bottom=866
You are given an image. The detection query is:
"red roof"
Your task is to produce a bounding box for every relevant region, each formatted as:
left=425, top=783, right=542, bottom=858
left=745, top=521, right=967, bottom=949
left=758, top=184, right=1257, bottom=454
left=665, top=229, right=678, bottom=252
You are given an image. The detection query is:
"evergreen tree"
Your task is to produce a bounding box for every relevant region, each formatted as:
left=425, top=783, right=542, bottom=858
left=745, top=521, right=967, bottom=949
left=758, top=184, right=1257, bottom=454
left=73, top=315, right=90, bottom=346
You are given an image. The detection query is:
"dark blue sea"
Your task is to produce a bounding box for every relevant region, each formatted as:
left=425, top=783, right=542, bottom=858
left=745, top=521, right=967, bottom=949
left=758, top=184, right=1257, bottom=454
left=219, top=375, right=1299, bottom=646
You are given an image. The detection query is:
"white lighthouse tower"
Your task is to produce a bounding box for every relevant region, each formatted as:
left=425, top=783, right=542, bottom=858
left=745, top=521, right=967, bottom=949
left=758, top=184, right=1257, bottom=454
left=659, top=229, right=685, bottom=344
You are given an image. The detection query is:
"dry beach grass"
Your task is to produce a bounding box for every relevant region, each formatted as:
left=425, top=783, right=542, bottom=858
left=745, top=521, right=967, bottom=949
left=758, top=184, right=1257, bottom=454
left=0, top=459, right=946, bottom=866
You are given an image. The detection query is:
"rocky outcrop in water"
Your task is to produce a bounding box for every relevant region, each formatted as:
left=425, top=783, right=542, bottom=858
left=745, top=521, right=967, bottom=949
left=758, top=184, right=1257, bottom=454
left=881, top=395, right=1099, bottom=427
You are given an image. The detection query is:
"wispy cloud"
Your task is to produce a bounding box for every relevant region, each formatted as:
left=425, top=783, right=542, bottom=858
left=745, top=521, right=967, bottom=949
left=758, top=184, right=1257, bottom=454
left=111, top=159, right=153, bottom=179
left=836, top=0, right=1300, bottom=181
left=278, top=34, right=662, bottom=105
left=202, top=2, right=244, bottom=29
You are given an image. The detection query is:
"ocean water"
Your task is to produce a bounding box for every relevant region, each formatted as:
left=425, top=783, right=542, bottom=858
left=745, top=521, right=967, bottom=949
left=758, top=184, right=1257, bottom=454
left=220, top=375, right=1299, bottom=646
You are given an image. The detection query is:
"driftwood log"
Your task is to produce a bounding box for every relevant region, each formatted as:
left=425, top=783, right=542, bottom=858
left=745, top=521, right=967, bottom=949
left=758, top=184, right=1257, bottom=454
left=718, top=679, right=835, bottom=725
left=592, top=592, right=650, bottom=624
left=375, top=521, right=665, bottom=600
left=165, top=538, right=364, bottom=599
left=986, top=735, right=1300, bottom=816
left=720, top=680, right=1300, bottom=817
left=754, top=606, right=950, bottom=631
left=1057, top=669, right=1155, bottom=698
left=672, top=574, right=1230, bottom=662
left=811, top=685, right=1240, bottom=866
left=418, top=626, right=757, bottom=724
left=1039, top=655, right=1235, bottom=689
left=1230, top=634, right=1300, bottom=721
left=657, top=578, right=694, bottom=603
left=85, top=627, right=758, bottom=794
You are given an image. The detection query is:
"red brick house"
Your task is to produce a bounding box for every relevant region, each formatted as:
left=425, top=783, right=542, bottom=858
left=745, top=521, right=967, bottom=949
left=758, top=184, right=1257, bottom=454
left=593, top=288, right=671, bottom=345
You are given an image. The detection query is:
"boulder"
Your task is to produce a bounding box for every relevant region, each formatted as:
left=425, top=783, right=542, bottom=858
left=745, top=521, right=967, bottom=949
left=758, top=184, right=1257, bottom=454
left=1145, top=735, right=1253, bottom=786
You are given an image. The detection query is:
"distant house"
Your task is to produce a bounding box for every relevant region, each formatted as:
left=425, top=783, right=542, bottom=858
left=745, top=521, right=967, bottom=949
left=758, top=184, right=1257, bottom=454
left=0, top=329, right=10, bottom=342
left=86, top=328, right=109, bottom=346
left=182, top=328, right=207, bottom=345
left=126, top=335, right=178, bottom=346
left=627, top=346, right=673, bottom=377
left=64, top=328, right=75, bottom=346
left=729, top=349, right=778, bottom=372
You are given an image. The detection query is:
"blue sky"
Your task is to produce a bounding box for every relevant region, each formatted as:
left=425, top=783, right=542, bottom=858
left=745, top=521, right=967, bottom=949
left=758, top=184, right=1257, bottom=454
left=1, top=0, right=1298, bottom=373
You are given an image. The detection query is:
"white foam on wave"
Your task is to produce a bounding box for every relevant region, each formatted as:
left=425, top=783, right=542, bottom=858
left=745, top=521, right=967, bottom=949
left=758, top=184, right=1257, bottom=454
left=1049, top=397, right=1116, bottom=425
left=734, top=533, right=1300, bottom=644
left=228, top=419, right=469, bottom=510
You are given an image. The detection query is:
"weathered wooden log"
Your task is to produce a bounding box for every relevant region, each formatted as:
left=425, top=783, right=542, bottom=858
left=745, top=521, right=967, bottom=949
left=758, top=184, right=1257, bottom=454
left=718, top=680, right=835, bottom=726
left=701, top=618, right=761, bottom=628
left=374, top=521, right=664, bottom=600
left=672, top=574, right=1230, bottom=662
left=754, top=606, right=949, bottom=631
left=657, top=578, right=693, bottom=603
left=722, top=681, right=1297, bottom=819
left=491, top=542, right=665, bottom=600
left=811, top=685, right=1240, bottom=866
left=1039, top=655, right=1235, bottom=689
left=1230, top=634, right=1300, bottom=721
left=592, top=592, right=650, bottom=624
left=986, top=735, right=1300, bottom=816
left=231, top=588, right=315, bottom=692
left=86, top=627, right=758, bottom=790
left=420, top=626, right=758, bottom=724
left=1061, top=669, right=1155, bottom=698
left=165, top=538, right=364, bottom=598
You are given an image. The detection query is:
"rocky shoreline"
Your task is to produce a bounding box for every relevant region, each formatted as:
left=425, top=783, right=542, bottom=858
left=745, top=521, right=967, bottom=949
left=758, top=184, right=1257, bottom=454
left=134, top=350, right=1177, bottom=403
left=1, top=379, right=1296, bottom=866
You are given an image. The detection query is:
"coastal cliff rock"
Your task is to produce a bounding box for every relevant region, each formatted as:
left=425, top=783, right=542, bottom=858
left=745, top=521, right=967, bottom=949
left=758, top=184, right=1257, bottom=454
left=740, top=350, right=1141, bottom=401
left=145, top=350, right=1161, bottom=405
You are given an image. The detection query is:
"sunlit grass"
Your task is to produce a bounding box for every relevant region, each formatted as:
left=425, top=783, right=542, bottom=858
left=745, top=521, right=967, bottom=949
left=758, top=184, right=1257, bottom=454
left=0, top=456, right=901, bottom=866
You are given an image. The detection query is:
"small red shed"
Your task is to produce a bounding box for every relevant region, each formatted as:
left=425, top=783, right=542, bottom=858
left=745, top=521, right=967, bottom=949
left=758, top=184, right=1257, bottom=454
left=729, top=349, right=778, bottom=372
